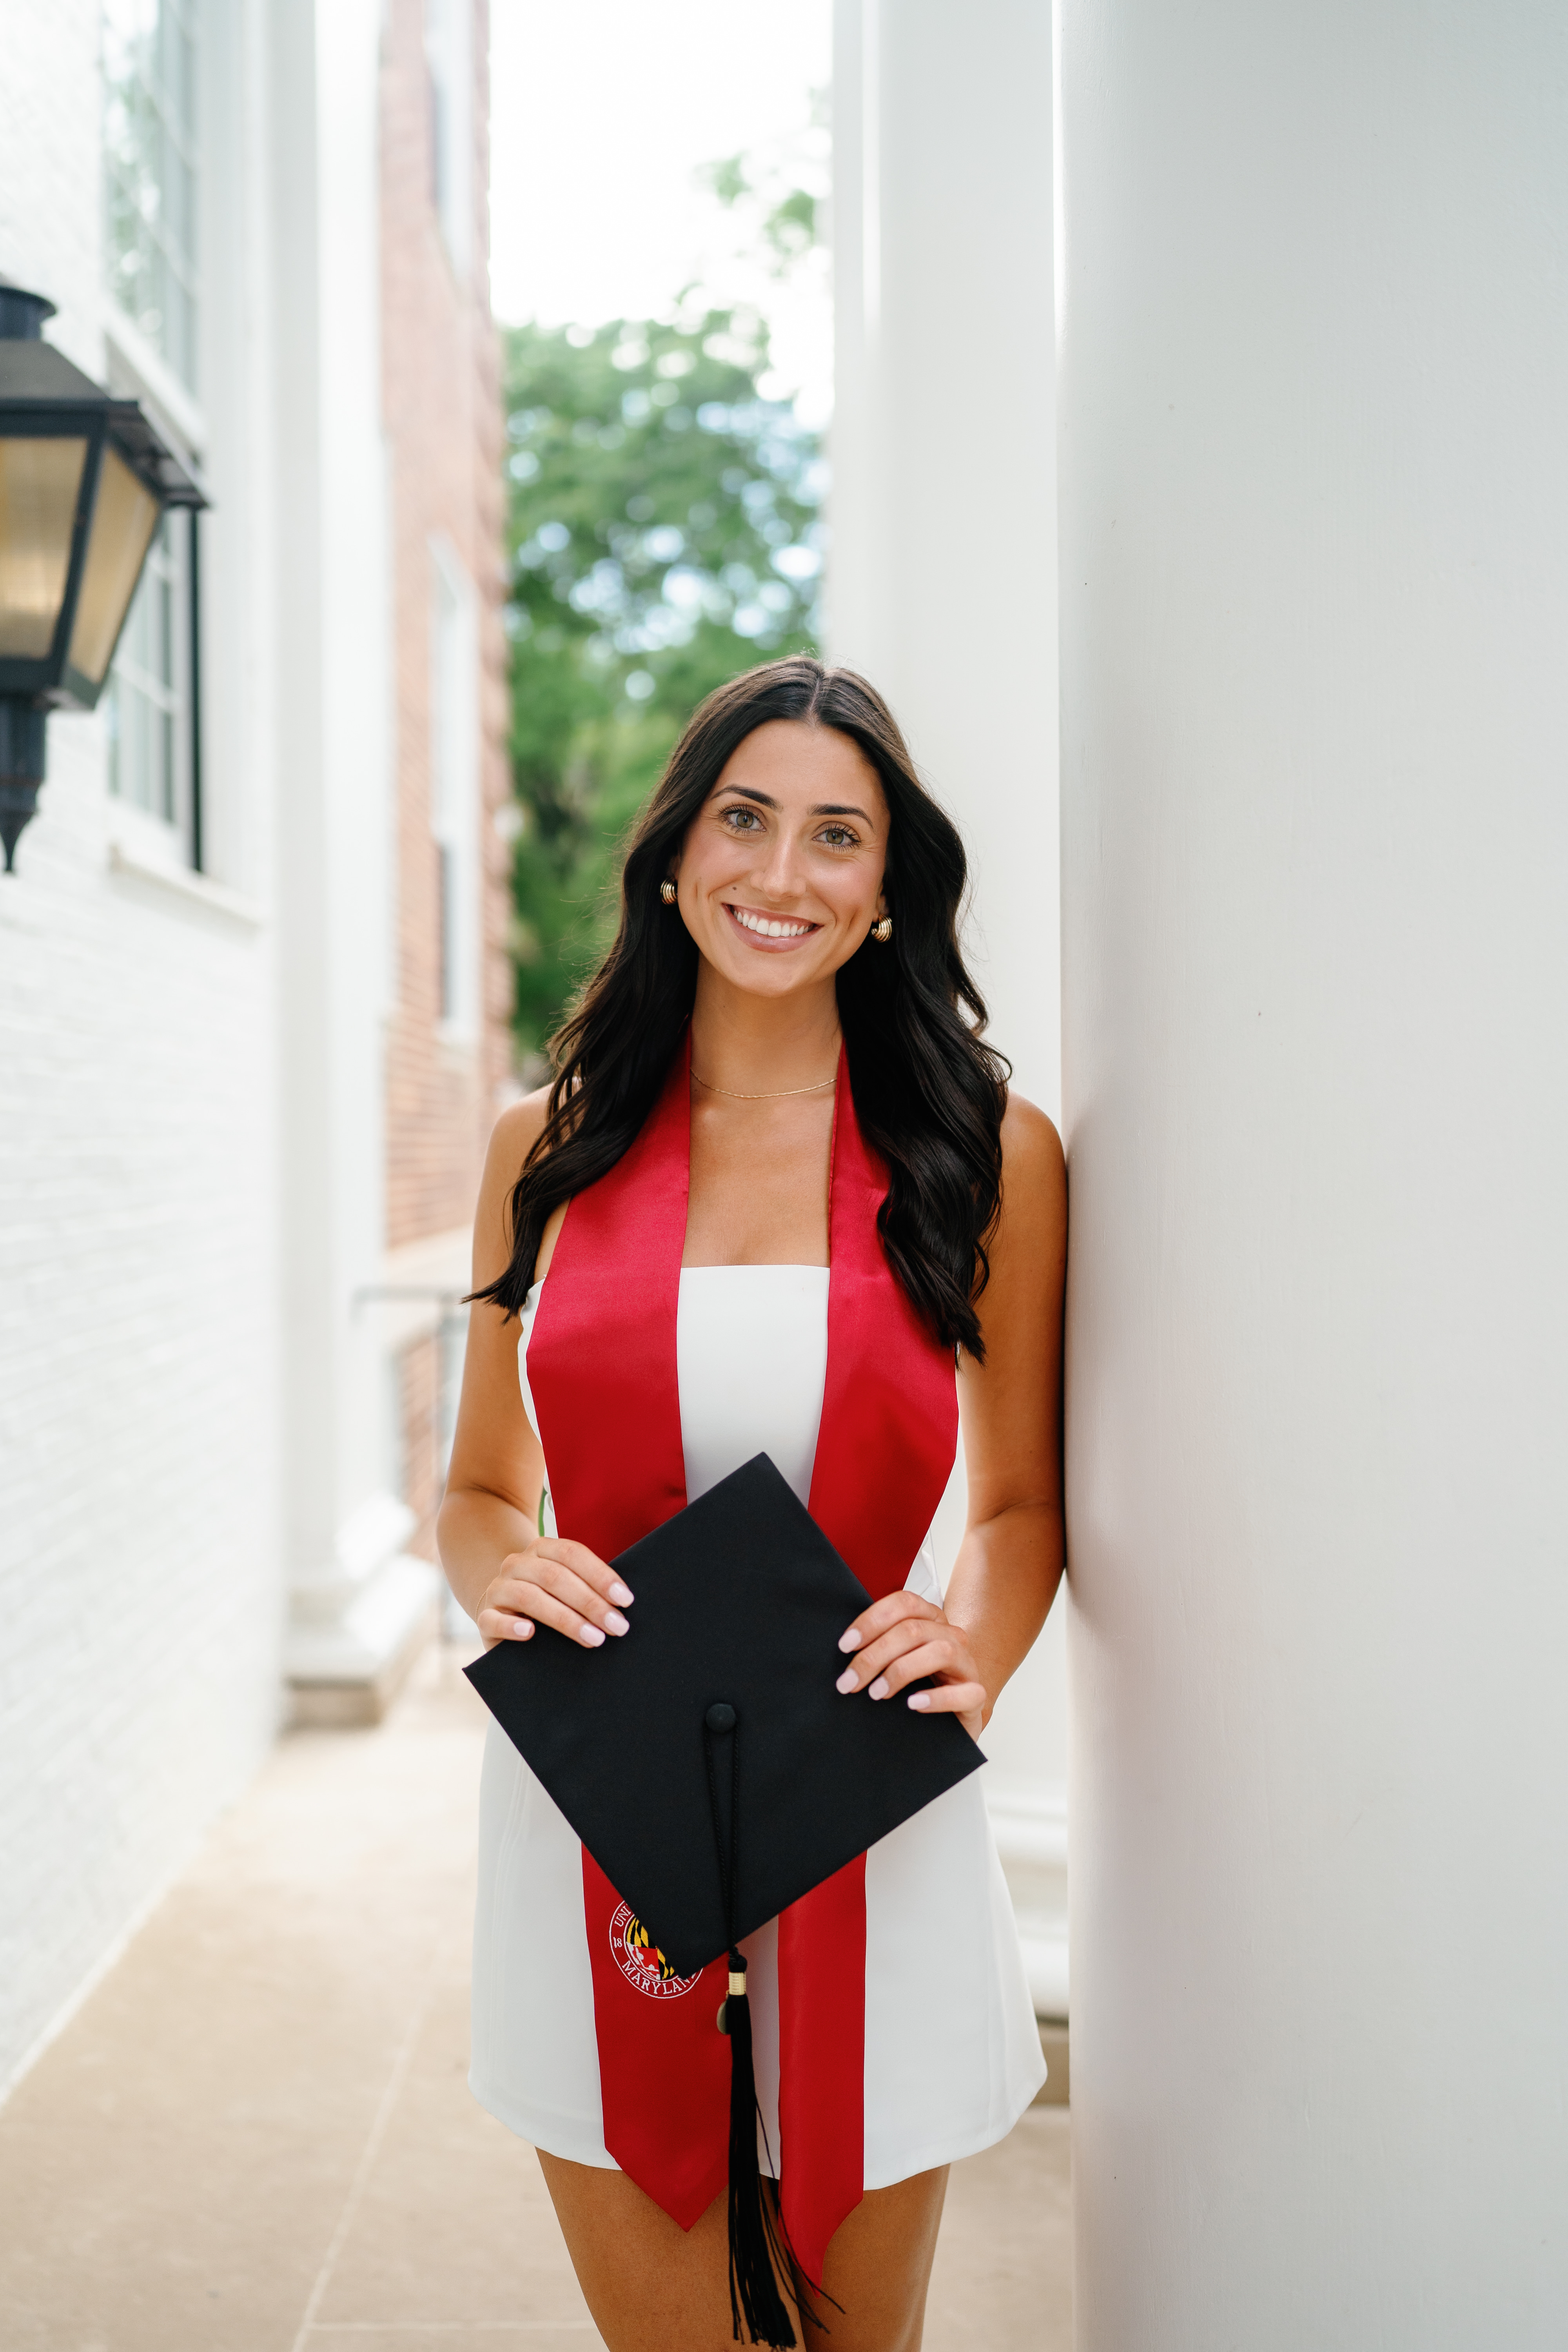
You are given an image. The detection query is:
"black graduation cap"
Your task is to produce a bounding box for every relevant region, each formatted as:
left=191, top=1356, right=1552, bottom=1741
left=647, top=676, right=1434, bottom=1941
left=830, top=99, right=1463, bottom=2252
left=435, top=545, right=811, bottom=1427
left=465, top=1450, right=984, bottom=1979
left=465, top=1451, right=984, bottom=2349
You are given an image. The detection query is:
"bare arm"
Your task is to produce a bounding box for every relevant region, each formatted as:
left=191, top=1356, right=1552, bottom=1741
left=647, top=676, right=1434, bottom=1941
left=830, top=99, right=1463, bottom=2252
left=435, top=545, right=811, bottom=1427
left=834, top=1094, right=1068, bottom=1732
left=437, top=1093, right=635, bottom=1650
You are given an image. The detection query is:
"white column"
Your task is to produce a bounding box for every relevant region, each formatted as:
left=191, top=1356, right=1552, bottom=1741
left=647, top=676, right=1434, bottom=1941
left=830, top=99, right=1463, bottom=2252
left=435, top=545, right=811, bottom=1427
left=268, top=0, right=436, bottom=1722
left=830, top=0, right=1066, bottom=2017
left=1059, top=4, right=1568, bottom=2342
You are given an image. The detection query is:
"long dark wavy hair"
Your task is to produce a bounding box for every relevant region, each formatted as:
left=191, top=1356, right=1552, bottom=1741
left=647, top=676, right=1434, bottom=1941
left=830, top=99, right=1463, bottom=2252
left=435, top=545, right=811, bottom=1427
left=477, top=657, right=1011, bottom=1357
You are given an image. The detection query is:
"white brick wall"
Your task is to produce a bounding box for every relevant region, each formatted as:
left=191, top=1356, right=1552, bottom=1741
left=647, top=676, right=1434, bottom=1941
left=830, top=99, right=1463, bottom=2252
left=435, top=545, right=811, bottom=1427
left=0, top=3, right=285, bottom=2094
left=0, top=0, right=104, bottom=381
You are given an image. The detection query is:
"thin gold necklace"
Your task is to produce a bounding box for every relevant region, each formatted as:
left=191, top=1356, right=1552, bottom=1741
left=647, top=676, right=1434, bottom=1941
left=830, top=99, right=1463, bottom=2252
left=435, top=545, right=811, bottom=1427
left=692, top=1070, right=837, bottom=1101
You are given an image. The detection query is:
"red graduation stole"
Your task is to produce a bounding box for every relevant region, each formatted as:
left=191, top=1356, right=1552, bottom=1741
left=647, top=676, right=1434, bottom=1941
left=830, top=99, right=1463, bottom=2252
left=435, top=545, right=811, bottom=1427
left=525, top=1036, right=958, bottom=2280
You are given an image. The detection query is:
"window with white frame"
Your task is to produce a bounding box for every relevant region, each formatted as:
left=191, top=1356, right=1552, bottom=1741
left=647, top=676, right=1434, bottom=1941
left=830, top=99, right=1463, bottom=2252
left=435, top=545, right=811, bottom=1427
left=103, top=0, right=200, bottom=394
left=105, top=511, right=194, bottom=829
left=429, top=542, right=479, bottom=1035
left=102, top=0, right=204, bottom=859
left=424, top=0, right=474, bottom=277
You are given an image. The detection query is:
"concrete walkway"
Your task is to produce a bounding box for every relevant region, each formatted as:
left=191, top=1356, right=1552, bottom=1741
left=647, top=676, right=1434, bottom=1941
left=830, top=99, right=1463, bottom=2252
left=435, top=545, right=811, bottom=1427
left=0, top=1648, right=1071, bottom=2350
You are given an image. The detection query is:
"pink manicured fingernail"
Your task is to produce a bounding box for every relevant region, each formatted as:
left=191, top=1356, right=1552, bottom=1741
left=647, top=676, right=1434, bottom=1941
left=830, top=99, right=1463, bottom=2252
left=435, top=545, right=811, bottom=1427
left=835, top=1668, right=859, bottom=1695
left=907, top=1690, right=931, bottom=1710
left=579, top=1624, right=606, bottom=1647
left=610, top=1581, right=634, bottom=1607
left=838, top=1628, right=862, bottom=1652
left=868, top=1677, right=889, bottom=1701
left=604, top=1610, right=630, bottom=1637
left=511, top=1620, right=534, bottom=1639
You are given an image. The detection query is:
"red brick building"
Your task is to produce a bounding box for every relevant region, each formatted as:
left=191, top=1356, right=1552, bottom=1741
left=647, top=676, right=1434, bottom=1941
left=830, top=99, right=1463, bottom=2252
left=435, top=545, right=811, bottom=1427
left=378, top=0, right=513, bottom=1561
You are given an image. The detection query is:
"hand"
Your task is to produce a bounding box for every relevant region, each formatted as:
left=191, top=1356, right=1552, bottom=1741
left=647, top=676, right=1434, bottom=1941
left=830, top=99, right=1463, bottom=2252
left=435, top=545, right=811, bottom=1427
left=835, top=1593, right=987, bottom=1739
left=477, top=1534, right=635, bottom=1651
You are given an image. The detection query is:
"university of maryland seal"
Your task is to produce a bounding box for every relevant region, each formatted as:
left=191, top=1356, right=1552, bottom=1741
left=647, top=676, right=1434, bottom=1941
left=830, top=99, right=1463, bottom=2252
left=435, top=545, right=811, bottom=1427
left=609, top=1901, right=701, bottom=1999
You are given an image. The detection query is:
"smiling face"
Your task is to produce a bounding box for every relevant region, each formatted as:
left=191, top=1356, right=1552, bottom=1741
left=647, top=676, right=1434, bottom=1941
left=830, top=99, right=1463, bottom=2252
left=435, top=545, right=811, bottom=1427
left=670, top=720, right=889, bottom=999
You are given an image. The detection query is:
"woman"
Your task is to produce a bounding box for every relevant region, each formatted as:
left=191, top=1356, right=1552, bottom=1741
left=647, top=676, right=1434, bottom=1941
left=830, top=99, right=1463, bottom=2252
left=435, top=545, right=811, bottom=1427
left=439, top=657, right=1066, bottom=2352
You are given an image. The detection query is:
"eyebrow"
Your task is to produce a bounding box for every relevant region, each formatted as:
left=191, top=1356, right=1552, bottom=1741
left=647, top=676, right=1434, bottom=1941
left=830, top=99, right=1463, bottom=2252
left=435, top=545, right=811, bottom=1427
left=720, top=786, right=876, bottom=824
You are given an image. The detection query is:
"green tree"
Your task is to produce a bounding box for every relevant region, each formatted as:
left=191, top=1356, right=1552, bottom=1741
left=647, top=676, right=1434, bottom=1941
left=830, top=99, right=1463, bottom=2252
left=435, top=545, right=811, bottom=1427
left=503, top=309, right=823, bottom=1062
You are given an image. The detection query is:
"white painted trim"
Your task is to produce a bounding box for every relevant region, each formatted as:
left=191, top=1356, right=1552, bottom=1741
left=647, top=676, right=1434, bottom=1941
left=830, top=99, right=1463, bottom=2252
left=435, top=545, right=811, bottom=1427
left=289, top=1492, right=416, bottom=1621
left=427, top=532, right=481, bottom=1040
left=1020, top=1933, right=1071, bottom=2024
left=988, top=1784, right=1070, bottom=2020
left=423, top=0, right=474, bottom=281
left=860, top=0, right=882, bottom=341
left=285, top=1551, right=438, bottom=1686
left=987, top=1785, right=1070, bottom=1870
left=336, top=1492, right=418, bottom=1583
left=107, top=838, right=265, bottom=927
left=102, top=303, right=207, bottom=459
left=434, top=1014, right=481, bottom=1051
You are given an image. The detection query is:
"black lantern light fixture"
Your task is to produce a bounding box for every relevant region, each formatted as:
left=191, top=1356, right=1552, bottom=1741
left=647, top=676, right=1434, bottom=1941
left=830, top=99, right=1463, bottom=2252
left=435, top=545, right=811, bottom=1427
left=0, top=278, right=206, bottom=872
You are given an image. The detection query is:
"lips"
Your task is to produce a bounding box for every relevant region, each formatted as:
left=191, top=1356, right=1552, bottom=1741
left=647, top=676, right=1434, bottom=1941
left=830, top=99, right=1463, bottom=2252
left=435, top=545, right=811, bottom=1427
left=724, top=902, right=820, bottom=942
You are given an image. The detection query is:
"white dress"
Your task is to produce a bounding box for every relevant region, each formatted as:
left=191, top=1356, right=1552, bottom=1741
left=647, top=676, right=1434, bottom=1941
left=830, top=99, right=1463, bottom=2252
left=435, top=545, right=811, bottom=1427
left=469, top=1263, right=1045, bottom=2188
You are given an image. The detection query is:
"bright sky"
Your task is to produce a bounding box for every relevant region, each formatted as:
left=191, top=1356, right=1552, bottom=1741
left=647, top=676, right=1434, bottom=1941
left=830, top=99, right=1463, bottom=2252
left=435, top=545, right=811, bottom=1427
left=489, top=0, right=833, bottom=419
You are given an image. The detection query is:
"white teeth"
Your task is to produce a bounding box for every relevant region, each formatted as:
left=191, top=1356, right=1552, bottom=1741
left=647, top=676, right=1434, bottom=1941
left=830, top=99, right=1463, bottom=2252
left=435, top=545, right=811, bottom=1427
left=731, top=906, right=813, bottom=939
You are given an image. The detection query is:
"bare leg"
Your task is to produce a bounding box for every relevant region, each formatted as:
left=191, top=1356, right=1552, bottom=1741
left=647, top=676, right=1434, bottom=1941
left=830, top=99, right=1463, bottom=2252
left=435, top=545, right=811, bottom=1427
left=537, top=2151, right=949, bottom=2352
left=798, top=2166, right=949, bottom=2352
left=537, top=2153, right=777, bottom=2349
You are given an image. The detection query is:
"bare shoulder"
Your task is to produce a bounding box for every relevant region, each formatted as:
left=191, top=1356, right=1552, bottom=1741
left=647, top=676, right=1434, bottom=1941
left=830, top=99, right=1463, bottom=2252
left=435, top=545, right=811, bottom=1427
left=472, top=1085, right=553, bottom=1288
left=998, top=1091, right=1067, bottom=1223
left=484, top=1083, right=553, bottom=1190
left=966, top=1090, right=1066, bottom=1384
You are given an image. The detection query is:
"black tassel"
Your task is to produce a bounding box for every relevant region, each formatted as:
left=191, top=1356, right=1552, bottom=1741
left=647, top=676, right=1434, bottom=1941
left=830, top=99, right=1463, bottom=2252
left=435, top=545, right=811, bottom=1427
left=720, top=1954, right=798, bottom=2348
left=705, top=1706, right=839, bottom=2348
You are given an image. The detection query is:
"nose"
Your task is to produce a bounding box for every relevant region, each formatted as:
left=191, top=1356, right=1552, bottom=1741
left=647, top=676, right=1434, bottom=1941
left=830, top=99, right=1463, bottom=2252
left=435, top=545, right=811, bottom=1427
left=752, top=826, right=806, bottom=902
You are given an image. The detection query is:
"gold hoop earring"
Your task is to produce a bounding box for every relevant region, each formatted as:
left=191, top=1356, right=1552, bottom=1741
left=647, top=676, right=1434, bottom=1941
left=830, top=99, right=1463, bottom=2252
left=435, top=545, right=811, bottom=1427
left=660, top=880, right=677, bottom=904
left=871, top=915, right=893, bottom=944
